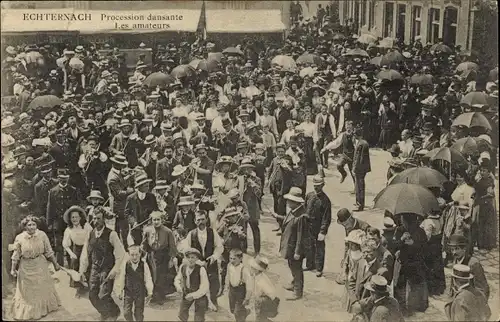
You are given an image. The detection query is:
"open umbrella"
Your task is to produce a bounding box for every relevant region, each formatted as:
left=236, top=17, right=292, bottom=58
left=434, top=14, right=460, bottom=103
left=378, top=37, right=397, bottom=49
left=369, top=56, right=382, bottom=66
left=307, top=85, right=326, bottom=97
left=299, top=67, right=317, bottom=78
left=143, top=72, right=174, bottom=88
left=376, top=69, right=403, bottom=81
left=430, top=43, right=452, bottom=54
left=451, top=137, right=480, bottom=155
left=428, top=147, right=467, bottom=167
left=271, top=55, right=297, bottom=72
left=389, top=167, right=447, bottom=188
left=28, top=95, right=63, bottom=110
left=343, top=48, right=370, bottom=58
left=25, top=51, right=43, bottom=64
left=410, top=73, right=434, bottom=85
left=452, top=112, right=492, bottom=131
left=222, top=47, right=243, bottom=56
left=296, top=53, right=322, bottom=65
left=380, top=51, right=404, bottom=67
left=357, top=34, right=377, bottom=44
left=460, top=91, right=491, bottom=107
left=170, top=65, right=195, bottom=79
left=189, top=59, right=220, bottom=72
left=456, top=62, right=479, bottom=74
left=207, top=52, right=224, bottom=63
left=374, top=183, right=440, bottom=216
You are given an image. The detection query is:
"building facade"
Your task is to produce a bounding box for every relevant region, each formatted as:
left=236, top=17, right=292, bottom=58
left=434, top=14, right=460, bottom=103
left=338, top=0, right=480, bottom=50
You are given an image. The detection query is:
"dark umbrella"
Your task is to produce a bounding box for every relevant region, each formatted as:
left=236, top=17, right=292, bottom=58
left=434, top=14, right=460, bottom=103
left=380, top=51, right=404, bottom=67
left=427, top=147, right=467, bottom=167
left=307, top=85, right=326, bottom=97
left=452, top=112, right=492, bottom=131
left=343, top=48, right=370, bottom=58
left=170, top=65, right=196, bottom=79
left=28, top=95, right=63, bottom=110
left=389, top=167, right=447, bottom=188
left=451, top=137, right=480, bottom=155
left=143, top=72, right=174, bottom=88
left=430, top=43, right=453, bottom=54
left=460, top=92, right=491, bottom=108
left=222, top=47, right=244, bottom=56
left=374, top=183, right=440, bottom=216
left=376, top=69, right=403, bottom=81
left=410, top=73, right=434, bottom=85
left=296, top=53, right=322, bottom=65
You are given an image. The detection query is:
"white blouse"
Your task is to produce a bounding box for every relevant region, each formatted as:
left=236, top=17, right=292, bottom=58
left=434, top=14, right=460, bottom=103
left=62, top=223, right=93, bottom=248
left=280, top=129, right=295, bottom=145
left=297, top=122, right=315, bottom=138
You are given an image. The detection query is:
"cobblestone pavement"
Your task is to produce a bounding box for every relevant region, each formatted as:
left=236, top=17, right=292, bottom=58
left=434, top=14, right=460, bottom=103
left=3, top=149, right=498, bottom=321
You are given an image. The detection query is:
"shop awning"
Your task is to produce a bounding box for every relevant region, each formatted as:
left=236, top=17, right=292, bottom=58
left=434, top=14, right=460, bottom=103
left=74, top=9, right=203, bottom=34
left=205, top=9, right=285, bottom=33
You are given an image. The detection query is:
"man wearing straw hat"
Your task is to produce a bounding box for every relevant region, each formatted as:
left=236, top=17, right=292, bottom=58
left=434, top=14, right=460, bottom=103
left=107, top=154, right=135, bottom=242
left=304, top=175, right=331, bottom=277
left=124, top=173, right=157, bottom=247
left=445, top=264, right=491, bottom=321
left=79, top=210, right=125, bottom=321
left=274, top=187, right=311, bottom=301
left=109, top=119, right=141, bottom=168
left=47, top=168, right=79, bottom=265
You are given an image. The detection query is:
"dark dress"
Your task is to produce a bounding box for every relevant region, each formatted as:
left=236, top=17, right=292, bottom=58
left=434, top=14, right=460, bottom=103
left=472, top=174, right=498, bottom=250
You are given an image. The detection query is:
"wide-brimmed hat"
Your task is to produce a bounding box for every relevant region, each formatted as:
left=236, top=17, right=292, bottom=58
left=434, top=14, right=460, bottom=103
left=1, top=117, right=15, bottom=130
left=118, top=119, right=133, bottom=128
left=63, top=205, right=86, bottom=224
left=172, top=164, right=188, bottom=177
left=160, top=121, right=173, bottom=131
left=364, top=275, right=390, bottom=294
left=143, top=135, right=156, bottom=145
left=110, top=154, right=128, bottom=166
left=345, top=229, right=366, bottom=244
left=312, top=175, right=325, bottom=186
left=172, top=132, right=185, bottom=142
left=249, top=255, right=269, bottom=272
left=1, top=134, right=15, bottom=148
left=336, top=208, right=352, bottom=224
left=135, top=173, right=152, bottom=188
left=451, top=264, right=474, bottom=280
left=215, top=156, right=238, bottom=173
left=284, top=187, right=304, bottom=203
left=75, top=45, right=84, bottom=53
left=184, top=247, right=201, bottom=258
left=101, top=70, right=111, bottom=78
left=239, top=157, right=255, bottom=170
left=194, top=143, right=207, bottom=153
left=178, top=196, right=195, bottom=206
left=153, top=180, right=169, bottom=190
left=86, top=190, right=104, bottom=203
left=448, top=234, right=468, bottom=247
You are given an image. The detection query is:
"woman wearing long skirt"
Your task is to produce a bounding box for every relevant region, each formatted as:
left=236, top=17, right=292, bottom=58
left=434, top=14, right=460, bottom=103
left=296, top=113, right=318, bottom=175
left=62, top=206, right=92, bottom=297
left=420, top=213, right=446, bottom=295
left=472, top=160, right=498, bottom=250
left=393, top=213, right=429, bottom=316
left=10, top=216, right=61, bottom=320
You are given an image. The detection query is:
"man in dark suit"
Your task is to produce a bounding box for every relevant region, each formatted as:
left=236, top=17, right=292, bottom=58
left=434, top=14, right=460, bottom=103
left=46, top=168, right=79, bottom=265
left=352, top=126, right=371, bottom=211
left=276, top=187, right=311, bottom=301
left=445, top=264, right=491, bottom=321
left=155, top=145, right=179, bottom=184
left=33, top=165, right=56, bottom=217
left=124, top=174, right=158, bottom=246
left=274, top=97, right=292, bottom=136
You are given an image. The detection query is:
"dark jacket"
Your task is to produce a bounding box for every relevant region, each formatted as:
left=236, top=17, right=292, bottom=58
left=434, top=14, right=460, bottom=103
left=46, top=184, right=79, bottom=231
left=304, top=190, right=332, bottom=236
left=445, top=285, right=491, bottom=321
left=279, top=205, right=311, bottom=260
left=124, top=192, right=158, bottom=224
left=353, top=139, right=371, bottom=174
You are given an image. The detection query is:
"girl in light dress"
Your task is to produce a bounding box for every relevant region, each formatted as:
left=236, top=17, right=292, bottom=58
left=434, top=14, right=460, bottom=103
left=341, top=229, right=366, bottom=312
left=280, top=119, right=296, bottom=146
left=296, top=112, right=318, bottom=175
left=10, top=216, right=61, bottom=320
left=62, top=206, right=93, bottom=297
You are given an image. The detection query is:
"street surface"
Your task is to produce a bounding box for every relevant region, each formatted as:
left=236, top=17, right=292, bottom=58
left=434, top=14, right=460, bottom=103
left=3, top=149, right=499, bottom=321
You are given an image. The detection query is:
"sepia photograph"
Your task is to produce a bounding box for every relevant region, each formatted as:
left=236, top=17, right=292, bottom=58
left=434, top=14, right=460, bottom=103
left=1, top=0, right=498, bottom=321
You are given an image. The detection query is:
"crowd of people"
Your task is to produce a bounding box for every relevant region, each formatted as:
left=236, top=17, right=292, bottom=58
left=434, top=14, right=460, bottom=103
left=1, top=7, right=498, bottom=322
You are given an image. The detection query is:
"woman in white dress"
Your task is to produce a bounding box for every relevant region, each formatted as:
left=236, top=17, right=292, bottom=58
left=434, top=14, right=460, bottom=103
left=280, top=119, right=296, bottom=146
left=10, top=216, right=61, bottom=320
left=62, top=206, right=93, bottom=297
left=296, top=112, right=318, bottom=175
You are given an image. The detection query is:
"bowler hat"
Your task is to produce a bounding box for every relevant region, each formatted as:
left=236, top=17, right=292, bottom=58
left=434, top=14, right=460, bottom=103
left=336, top=208, right=352, bottom=224
left=448, top=234, right=468, bottom=247
left=184, top=247, right=201, bottom=258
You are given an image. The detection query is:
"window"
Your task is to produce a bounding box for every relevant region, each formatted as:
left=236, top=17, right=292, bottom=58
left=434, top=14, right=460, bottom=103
left=428, top=8, right=441, bottom=43
left=343, top=1, right=349, bottom=23
left=411, top=6, right=422, bottom=41
left=360, top=1, right=367, bottom=27
left=396, top=4, right=406, bottom=41
left=443, top=6, right=458, bottom=45
left=384, top=2, right=395, bottom=38
left=369, top=1, right=375, bottom=28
